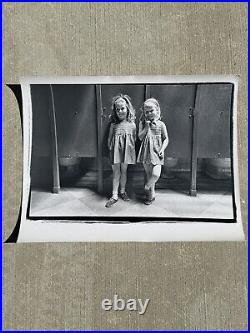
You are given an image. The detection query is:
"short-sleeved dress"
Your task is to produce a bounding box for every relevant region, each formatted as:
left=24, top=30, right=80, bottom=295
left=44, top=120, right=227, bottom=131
left=137, top=120, right=168, bottom=165
left=109, top=121, right=136, bottom=165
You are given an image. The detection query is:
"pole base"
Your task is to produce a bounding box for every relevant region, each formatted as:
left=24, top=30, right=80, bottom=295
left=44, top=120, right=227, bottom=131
left=189, top=189, right=197, bottom=197
left=52, top=186, right=60, bottom=194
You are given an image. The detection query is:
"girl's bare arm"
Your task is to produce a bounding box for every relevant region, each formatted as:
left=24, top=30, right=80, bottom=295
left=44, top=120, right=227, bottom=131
left=159, top=123, right=169, bottom=156
left=138, top=121, right=150, bottom=141
left=132, top=122, right=137, bottom=142
left=108, top=123, right=114, bottom=149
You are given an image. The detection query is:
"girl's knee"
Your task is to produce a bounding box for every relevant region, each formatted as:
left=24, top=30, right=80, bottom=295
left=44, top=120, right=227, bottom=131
left=152, top=165, right=161, bottom=179
left=112, top=164, right=121, bottom=176
left=114, top=169, right=121, bottom=177
left=121, top=164, right=128, bottom=176
left=121, top=163, right=128, bottom=171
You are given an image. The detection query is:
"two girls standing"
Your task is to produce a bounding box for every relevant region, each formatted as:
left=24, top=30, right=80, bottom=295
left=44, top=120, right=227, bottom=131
left=105, top=95, right=169, bottom=208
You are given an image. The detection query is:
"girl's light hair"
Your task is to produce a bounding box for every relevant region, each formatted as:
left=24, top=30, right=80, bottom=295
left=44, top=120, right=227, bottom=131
left=140, top=98, right=161, bottom=122
left=110, top=94, right=135, bottom=123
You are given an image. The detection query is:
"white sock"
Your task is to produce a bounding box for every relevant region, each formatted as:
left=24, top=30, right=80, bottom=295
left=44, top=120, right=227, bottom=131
left=120, top=188, right=125, bottom=194
left=112, top=191, right=118, bottom=200
left=144, top=185, right=150, bottom=191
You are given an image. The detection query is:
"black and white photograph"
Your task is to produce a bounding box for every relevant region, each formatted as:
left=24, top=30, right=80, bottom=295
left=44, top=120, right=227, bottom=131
left=17, top=76, right=243, bottom=242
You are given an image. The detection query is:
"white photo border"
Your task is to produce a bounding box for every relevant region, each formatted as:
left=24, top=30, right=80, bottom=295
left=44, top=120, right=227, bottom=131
left=17, top=75, right=244, bottom=242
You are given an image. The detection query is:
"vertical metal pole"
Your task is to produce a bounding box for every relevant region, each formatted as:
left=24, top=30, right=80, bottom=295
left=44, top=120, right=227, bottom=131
left=145, top=84, right=150, bottom=99
left=190, top=85, right=198, bottom=196
left=49, top=84, right=60, bottom=193
left=96, top=84, right=103, bottom=193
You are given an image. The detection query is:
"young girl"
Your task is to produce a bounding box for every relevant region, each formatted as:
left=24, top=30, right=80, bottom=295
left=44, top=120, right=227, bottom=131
left=105, top=95, right=136, bottom=208
left=137, top=98, right=169, bottom=205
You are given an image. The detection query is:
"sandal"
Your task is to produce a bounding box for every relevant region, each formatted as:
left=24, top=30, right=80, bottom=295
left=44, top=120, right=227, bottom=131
left=105, top=197, right=118, bottom=208
left=120, top=192, right=130, bottom=201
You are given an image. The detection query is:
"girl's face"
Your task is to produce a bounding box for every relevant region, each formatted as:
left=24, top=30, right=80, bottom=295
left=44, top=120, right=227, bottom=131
left=144, top=102, right=158, bottom=121
left=115, top=99, right=128, bottom=121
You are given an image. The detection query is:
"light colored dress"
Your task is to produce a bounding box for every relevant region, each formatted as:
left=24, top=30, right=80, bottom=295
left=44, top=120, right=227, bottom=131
left=137, top=120, right=168, bottom=165
left=109, top=121, right=136, bottom=164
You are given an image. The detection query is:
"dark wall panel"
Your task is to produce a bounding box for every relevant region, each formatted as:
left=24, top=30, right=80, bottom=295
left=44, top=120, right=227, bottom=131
left=30, top=85, right=52, bottom=188
left=149, top=84, right=196, bottom=158
left=53, top=84, right=97, bottom=157
left=31, top=84, right=51, bottom=157
left=196, top=84, right=233, bottom=158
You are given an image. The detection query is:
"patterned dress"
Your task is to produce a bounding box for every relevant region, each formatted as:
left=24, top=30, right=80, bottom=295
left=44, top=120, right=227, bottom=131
left=109, top=121, right=136, bottom=164
left=137, top=120, right=168, bottom=165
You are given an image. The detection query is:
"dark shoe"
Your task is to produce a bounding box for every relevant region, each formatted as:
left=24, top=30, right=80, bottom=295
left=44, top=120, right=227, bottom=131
left=105, top=197, right=118, bottom=208
left=120, top=192, right=130, bottom=201
left=144, top=197, right=155, bottom=205
left=144, top=189, right=155, bottom=205
left=144, top=189, right=150, bottom=205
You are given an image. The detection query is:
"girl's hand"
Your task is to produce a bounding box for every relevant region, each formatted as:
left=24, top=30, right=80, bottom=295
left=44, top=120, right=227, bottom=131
left=145, top=120, right=151, bottom=127
left=108, top=141, right=113, bottom=151
left=158, top=150, right=164, bottom=159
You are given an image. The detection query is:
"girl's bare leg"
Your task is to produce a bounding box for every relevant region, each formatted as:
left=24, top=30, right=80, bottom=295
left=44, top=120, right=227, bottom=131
left=151, top=184, right=156, bottom=199
left=120, top=163, right=128, bottom=193
left=145, top=165, right=161, bottom=198
left=112, top=164, right=121, bottom=199
left=143, top=163, right=152, bottom=190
